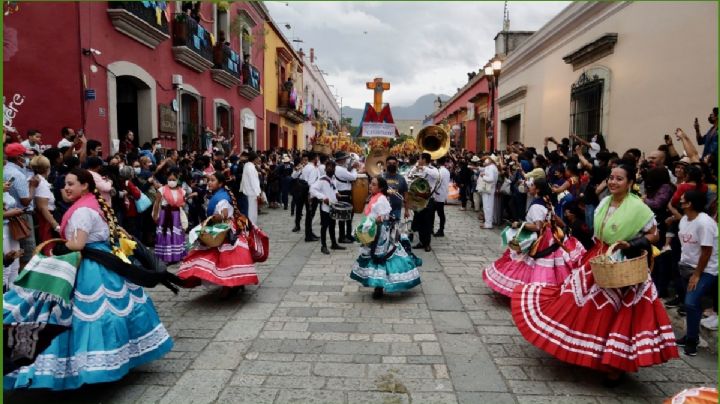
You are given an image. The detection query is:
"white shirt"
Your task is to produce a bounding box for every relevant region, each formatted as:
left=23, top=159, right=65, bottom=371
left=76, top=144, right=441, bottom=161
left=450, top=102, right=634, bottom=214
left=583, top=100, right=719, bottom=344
left=678, top=212, right=718, bottom=275
left=240, top=162, right=261, bottom=197
left=35, top=175, right=55, bottom=211
left=301, top=162, right=320, bottom=185
left=57, top=138, right=73, bottom=149
left=317, top=163, right=326, bottom=179
left=480, top=163, right=499, bottom=191
left=213, top=199, right=234, bottom=217
left=434, top=166, right=451, bottom=202
left=64, top=207, right=110, bottom=243
left=526, top=204, right=548, bottom=223
left=310, top=176, right=338, bottom=213
left=588, top=141, right=601, bottom=159
left=414, top=164, right=440, bottom=194
left=21, top=140, right=41, bottom=154
left=333, top=165, right=357, bottom=192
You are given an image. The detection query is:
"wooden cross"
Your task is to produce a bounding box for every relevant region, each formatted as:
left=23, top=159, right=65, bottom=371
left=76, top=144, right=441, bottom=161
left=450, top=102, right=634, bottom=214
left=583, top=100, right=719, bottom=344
left=366, top=77, right=390, bottom=113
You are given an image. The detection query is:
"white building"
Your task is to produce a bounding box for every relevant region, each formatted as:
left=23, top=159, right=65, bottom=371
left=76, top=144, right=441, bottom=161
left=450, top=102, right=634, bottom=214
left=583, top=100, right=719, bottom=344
left=496, top=1, right=718, bottom=154
left=301, top=48, right=341, bottom=148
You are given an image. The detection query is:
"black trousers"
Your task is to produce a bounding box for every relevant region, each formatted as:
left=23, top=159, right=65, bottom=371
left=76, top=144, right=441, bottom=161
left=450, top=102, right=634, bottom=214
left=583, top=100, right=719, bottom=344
left=294, top=189, right=308, bottom=228
left=434, top=201, right=446, bottom=233
left=412, top=200, right=435, bottom=247
left=305, top=198, right=319, bottom=238
left=337, top=190, right=353, bottom=240
left=320, top=210, right=337, bottom=247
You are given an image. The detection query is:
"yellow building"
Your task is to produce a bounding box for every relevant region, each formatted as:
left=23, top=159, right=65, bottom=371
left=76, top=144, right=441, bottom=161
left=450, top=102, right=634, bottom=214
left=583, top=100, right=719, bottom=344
left=263, top=20, right=306, bottom=150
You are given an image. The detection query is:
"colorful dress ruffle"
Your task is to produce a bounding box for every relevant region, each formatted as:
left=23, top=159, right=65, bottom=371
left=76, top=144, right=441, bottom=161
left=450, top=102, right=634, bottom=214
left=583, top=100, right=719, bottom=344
left=177, top=222, right=259, bottom=287
left=155, top=208, right=186, bottom=263
left=483, top=225, right=585, bottom=297
left=511, top=241, right=679, bottom=373
left=351, top=221, right=422, bottom=293
left=3, top=242, right=173, bottom=390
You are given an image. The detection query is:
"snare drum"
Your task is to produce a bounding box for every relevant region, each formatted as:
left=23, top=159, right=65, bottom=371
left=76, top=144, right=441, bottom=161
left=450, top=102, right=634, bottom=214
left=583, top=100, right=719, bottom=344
left=330, top=201, right=354, bottom=221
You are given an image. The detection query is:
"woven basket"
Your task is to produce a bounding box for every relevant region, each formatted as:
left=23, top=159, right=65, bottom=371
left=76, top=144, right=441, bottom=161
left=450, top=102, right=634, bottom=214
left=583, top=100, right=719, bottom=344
left=198, top=217, right=230, bottom=248
left=590, top=242, right=648, bottom=288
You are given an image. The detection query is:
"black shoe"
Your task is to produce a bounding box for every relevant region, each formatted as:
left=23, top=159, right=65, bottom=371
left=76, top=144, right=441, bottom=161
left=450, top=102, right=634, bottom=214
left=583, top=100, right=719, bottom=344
left=678, top=307, right=687, bottom=317
left=312, top=233, right=321, bottom=239
left=321, top=246, right=330, bottom=255
left=413, top=243, right=425, bottom=249
left=284, top=206, right=288, bottom=210
left=372, top=287, right=384, bottom=300
left=339, top=237, right=352, bottom=244
left=664, top=297, right=682, bottom=308
left=292, top=226, right=300, bottom=232
left=434, top=231, right=444, bottom=237
left=306, top=236, right=319, bottom=242
left=424, top=245, right=432, bottom=252
left=676, top=336, right=688, bottom=347
left=330, top=244, right=346, bottom=250
left=684, top=340, right=698, bottom=356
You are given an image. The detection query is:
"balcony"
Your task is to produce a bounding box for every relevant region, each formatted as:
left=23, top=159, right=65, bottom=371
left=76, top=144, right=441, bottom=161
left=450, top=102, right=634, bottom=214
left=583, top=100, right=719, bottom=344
left=107, top=1, right=170, bottom=49
left=238, top=62, right=261, bottom=100
left=211, top=45, right=241, bottom=88
left=278, top=90, right=305, bottom=124
left=171, top=14, right=213, bottom=73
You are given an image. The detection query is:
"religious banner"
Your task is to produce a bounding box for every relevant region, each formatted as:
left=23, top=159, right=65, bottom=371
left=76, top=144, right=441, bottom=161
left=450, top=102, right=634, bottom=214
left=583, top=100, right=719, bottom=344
left=361, top=122, right=397, bottom=138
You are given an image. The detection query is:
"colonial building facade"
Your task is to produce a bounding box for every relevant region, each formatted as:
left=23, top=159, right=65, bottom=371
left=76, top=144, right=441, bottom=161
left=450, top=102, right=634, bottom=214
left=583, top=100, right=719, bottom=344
left=302, top=48, right=341, bottom=147
left=4, top=1, right=269, bottom=153
left=496, top=1, right=718, bottom=153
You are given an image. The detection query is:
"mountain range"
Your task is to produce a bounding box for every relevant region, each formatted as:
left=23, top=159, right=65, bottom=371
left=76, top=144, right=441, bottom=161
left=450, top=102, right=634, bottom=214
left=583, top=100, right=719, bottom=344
left=341, top=93, right=451, bottom=125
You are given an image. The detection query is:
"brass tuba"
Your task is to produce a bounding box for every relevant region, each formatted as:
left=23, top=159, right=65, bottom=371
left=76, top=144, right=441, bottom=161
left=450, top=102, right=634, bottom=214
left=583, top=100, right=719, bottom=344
left=416, top=125, right=450, bottom=160
left=365, top=148, right=390, bottom=178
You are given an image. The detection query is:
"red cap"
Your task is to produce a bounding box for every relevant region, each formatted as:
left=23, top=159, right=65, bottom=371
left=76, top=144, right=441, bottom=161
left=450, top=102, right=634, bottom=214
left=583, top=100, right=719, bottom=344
left=4, top=142, right=26, bottom=158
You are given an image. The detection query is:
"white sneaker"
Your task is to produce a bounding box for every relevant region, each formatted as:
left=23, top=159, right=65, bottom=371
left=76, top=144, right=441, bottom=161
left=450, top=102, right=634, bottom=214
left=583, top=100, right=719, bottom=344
left=701, top=314, right=718, bottom=330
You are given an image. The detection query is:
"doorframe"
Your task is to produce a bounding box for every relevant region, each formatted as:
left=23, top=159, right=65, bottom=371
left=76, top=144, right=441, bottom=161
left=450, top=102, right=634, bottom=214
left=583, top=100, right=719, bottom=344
left=106, top=61, right=158, bottom=152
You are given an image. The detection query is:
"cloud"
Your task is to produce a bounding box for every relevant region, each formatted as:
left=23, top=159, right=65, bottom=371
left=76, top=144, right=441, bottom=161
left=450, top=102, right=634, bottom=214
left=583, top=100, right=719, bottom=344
left=266, top=1, right=571, bottom=108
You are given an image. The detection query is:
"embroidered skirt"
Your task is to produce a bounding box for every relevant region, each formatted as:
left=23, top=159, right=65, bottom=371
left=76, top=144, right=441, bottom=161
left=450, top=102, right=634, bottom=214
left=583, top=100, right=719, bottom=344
left=3, top=242, right=172, bottom=390
left=154, top=208, right=186, bottom=263
left=351, top=230, right=422, bottom=293
left=511, top=242, right=679, bottom=372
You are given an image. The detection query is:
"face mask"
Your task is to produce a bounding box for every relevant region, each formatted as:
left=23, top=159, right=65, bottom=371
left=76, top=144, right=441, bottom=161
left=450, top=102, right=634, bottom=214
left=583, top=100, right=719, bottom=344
left=593, top=159, right=600, bottom=167
left=387, top=165, right=397, bottom=173
left=134, top=167, right=141, bottom=174
left=577, top=162, right=583, bottom=170
left=167, top=180, right=178, bottom=188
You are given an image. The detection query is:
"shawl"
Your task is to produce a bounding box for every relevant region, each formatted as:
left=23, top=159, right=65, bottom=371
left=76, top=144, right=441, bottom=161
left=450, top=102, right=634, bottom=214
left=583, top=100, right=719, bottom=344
left=207, top=188, right=231, bottom=217
left=161, top=185, right=186, bottom=208
left=363, top=193, right=384, bottom=216
left=593, top=193, right=654, bottom=244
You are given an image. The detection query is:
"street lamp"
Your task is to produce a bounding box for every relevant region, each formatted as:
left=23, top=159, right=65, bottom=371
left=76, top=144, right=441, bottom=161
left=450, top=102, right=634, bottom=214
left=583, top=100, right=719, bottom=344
left=485, top=59, right=502, bottom=150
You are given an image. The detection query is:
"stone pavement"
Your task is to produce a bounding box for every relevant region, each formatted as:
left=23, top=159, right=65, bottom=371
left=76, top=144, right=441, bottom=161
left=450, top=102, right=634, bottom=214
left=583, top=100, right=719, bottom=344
left=6, top=205, right=718, bottom=403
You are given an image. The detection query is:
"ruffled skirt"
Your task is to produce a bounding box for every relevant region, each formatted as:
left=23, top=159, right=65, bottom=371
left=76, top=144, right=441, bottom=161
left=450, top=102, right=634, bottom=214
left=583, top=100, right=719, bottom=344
left=154, top=209, right=186, bottom=263
left=3, top=242, right=173, bottom=390
left=511, top=242, right=679, bottom=372
left=351, top=234, right=422, bottom=292
left=177, top=232, right=259, bottom=288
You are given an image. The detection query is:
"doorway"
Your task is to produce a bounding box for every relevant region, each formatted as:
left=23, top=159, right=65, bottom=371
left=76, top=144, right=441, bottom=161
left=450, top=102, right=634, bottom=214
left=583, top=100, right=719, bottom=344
left=116, top=76, right=151, bottom=149
left=502, top=115, right=521, bottom=146
left=180, top=93, right=201, bottom=151
left=269, top=123, right=279, bottom=149
left=476, top=116, right=486, bottom=152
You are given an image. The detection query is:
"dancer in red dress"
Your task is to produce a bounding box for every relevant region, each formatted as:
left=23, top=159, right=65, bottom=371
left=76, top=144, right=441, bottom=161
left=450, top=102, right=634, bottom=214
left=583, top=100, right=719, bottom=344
left=177, top=172, right=259, bottom=298
left=512, top=162, right=679, bottom=385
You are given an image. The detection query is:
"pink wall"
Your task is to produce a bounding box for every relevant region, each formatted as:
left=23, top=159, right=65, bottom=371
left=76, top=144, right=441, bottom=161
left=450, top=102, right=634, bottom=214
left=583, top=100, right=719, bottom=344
left=4, top=2, right=266, bottom=153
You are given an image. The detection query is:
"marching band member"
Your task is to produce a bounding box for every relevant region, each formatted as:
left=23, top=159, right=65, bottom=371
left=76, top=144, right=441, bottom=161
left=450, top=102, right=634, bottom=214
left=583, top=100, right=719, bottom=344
left=300, top=152, right=321, bottom=241
left=382, top=155, right=409, bottom=221
left=351, top=177, right=422, bottom=299
left=333, top=151, right=359, bottom=243
left=310, top=160, right=345, bottom=255
left=433, top=157, right=451, bottom=237
left=411, top=152, right=440, bottom=252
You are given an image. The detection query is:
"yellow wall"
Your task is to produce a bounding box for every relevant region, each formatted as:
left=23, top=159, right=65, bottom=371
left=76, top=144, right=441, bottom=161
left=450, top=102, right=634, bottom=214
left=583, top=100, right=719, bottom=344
left=263, top=21, right=304, bottom=150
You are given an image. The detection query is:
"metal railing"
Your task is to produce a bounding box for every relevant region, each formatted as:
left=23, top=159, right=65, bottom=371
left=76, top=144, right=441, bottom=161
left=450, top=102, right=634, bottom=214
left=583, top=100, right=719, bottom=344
left=242, top=62, right=262, bottom=92
left=172, top=13, right=213, bottom=63
left=108, top=1, right=169, bottom=34
left=214, top=45, right=241, bottom=79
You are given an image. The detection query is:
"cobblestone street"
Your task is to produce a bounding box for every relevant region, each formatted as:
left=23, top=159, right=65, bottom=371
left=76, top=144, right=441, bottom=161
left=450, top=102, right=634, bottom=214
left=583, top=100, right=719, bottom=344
left=8, top=205, right=718, bottom=404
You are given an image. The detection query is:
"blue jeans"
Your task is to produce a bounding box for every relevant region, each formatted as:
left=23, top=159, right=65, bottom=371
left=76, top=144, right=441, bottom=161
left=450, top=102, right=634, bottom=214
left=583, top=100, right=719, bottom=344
left=684, top=272, right=718, bottom=340
left=584, top=204, right=596, bottom=233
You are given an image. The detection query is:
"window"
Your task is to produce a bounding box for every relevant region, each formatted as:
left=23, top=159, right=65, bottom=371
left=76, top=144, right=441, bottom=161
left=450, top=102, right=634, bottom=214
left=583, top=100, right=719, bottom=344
left=569, top=72, right=603, bottom=141
left=240, top=26, right=252, bottom=59
left=215, top=6, right=229, bottom=42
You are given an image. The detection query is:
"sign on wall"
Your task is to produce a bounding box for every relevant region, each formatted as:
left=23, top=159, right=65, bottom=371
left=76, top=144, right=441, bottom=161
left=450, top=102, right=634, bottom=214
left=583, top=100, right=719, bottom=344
left=3, top=93, right=25, bottom=131
left=361, top=122, right=396, bottom=138
left=159, top=104, right=177, bottom=133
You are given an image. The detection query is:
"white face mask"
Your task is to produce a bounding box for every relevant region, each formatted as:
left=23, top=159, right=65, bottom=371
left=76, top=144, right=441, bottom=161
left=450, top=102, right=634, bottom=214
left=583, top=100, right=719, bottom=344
left=167, top=180, right=178, bottom=188
left=134, top=167, right=141, bottom=174
left=593, top=159, right=600, bottom=167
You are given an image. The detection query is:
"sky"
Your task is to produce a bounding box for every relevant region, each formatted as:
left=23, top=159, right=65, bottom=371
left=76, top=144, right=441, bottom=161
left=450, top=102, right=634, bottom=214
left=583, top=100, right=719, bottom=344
left=265, top=1, right=571, bottom=109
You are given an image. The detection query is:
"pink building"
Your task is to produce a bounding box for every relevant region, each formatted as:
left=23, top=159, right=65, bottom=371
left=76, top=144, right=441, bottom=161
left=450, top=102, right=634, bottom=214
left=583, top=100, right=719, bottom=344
left=4, top=1, right=268, bottom=153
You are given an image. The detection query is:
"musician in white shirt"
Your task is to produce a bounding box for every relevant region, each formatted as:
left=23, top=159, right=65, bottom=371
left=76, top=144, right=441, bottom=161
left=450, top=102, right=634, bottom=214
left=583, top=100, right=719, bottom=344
left=333, top=152, right=359, bottom=243
left=310, top=161, right=346, bottom=255
left=300, top=152, right=321, bottom=241
left=411, top=152, right=440, bottom=252
left=433, top=157, right=451, bottom=237
left=240, top=151, right=262, bottom=224
left=480, top=156, right=499, bottom=229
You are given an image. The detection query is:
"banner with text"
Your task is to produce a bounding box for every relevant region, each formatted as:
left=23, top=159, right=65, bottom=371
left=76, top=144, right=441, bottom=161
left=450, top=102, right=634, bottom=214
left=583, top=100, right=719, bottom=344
left=361, top=122, right=397, bottom=138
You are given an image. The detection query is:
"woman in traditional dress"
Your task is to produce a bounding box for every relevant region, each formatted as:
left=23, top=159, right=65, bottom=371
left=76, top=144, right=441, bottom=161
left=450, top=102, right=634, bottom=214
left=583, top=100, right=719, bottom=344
left=177, top=171, right=259, bottom=299
left=483, top=178, right=585, bottom=297
left=153, top=167, right=187, bottom=264
left=4, top=168, right=173, bottom=390
left=512, top=162, right=679, bottom=386
left=351, top=177, right=422, bottom=300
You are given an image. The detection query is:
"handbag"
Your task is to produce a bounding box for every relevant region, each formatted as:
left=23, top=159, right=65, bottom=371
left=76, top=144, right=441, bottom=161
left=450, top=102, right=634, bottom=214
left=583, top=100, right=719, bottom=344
left=476, top=179, right=493, bottom=194
left=135, top=192, right=152, bottom=213
left=246, top=223, right=269, bottom=262
left=8, top=215, right=31, bottom=240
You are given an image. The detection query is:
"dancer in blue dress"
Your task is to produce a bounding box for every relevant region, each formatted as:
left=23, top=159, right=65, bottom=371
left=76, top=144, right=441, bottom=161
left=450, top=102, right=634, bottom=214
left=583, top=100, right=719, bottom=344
left=4, top=168, right=172, bottom=390
left=351, top=177, right=422, bottom=299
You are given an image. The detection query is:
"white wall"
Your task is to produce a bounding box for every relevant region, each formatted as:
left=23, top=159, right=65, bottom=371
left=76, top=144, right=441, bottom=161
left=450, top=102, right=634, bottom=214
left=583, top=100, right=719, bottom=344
left=302, top=55, right=340, bottom=143
left=498, top=2, right=718, bottom=154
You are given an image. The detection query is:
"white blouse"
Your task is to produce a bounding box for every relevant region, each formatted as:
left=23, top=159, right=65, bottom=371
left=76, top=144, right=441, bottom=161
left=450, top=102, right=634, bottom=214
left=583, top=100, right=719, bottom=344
left=367, top=195, right=392, bottom=220
left=64, top=207, right=110, bottom=243
left=214, top=199, right=233, bottom=217
left=35, top=176, right=56, bottom=211
left=526, top=204, right=548, bottom=223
